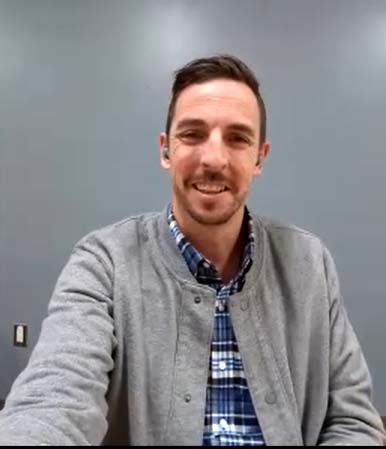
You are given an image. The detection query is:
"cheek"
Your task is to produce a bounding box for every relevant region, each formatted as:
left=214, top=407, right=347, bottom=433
left=169, top=163, right=190, bottom=189
left=173, top=154, right=198, bottom=178
left=231, top=160, right=256, bottom=183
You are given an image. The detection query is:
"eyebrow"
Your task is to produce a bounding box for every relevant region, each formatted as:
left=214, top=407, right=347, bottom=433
left=175, top=119, right=256, bottom=138
left=175, top=119, right=207, bottom=131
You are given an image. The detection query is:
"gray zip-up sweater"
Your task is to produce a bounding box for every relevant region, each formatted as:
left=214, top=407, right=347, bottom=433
left=0, top=209, right=385, bottom=446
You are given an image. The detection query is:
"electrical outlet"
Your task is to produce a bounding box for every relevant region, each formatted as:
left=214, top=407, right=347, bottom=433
left=13, top=323, right=28, bottom=347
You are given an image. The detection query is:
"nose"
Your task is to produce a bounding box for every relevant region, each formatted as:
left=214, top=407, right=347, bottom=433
left=199, top=130, right=228, bottom=171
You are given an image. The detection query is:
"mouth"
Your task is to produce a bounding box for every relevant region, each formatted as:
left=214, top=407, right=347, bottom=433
left=192, top=182, right=229, bottom=195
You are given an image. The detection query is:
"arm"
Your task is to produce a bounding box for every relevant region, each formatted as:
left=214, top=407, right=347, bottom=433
left=0, top=232, right=117, bottom=445
left=318, top=247, right=386, bottom=446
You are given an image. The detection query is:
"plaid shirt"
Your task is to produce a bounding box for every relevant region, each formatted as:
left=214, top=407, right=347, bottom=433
left=167, top=205, right=265, bottom=446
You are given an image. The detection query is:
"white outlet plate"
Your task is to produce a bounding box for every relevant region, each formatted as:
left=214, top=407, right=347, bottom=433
left=13, top=324, right=28, bottom=347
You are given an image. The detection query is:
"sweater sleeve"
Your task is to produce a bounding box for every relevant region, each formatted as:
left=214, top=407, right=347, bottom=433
left=0, top=232, right=117, bottom=445
left=318, top=246, right=386, bottom=446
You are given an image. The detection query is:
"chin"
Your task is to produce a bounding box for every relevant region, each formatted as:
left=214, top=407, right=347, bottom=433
left=173, top=184, right=246, bottom=226
left=187, top=204, right=241, bottom=226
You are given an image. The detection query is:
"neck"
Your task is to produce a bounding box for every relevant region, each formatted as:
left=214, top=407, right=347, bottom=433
left=173, top=204, right=247, bottom=284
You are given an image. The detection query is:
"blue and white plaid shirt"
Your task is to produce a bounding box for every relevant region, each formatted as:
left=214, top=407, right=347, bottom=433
left=167, top=204, right=265, bottom=446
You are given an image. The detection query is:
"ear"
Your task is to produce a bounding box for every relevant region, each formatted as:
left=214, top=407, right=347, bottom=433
left=253, top=141, right=271, bottom=176
left=159, top=132, right=170, bottom=170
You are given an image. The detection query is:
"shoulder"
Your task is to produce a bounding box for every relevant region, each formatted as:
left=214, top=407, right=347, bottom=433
left=73, top=211, right=161, bottom=254
left=257, top=215, right=323, bottom=242
left=253, top=214, right=329, bottom=264
left=253, top=215, right=340, bottom=305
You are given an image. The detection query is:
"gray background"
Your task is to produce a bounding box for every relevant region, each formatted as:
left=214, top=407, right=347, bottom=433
left=1, top=0, right=385, bottom=413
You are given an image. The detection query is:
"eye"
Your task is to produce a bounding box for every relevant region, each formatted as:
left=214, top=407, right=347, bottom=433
left=177, top=130, right=206, bottom=143
left=228, top=134, right=251, bottom=146
left=183, top=131, right=200, bottom=138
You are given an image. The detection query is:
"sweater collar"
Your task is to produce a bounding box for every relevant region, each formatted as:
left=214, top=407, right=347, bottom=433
left=145, top=204, right=264, bottom=294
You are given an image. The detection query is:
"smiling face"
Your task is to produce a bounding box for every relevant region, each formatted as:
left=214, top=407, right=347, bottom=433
left=160, top=78, right=270, bottom=230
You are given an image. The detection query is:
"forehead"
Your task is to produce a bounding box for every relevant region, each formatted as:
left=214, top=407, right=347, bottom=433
left=173, top=79, right=260, bottom=127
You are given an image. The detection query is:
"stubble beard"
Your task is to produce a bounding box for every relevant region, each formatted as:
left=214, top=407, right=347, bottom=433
left=173, top=181, right=247, bottom=226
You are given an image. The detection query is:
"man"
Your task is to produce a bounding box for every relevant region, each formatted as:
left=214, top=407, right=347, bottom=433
left=0, top=55, right=384, bottom=446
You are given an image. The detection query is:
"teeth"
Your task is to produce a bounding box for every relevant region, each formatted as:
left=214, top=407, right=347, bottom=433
left=195, top=183, right=227, bottom=193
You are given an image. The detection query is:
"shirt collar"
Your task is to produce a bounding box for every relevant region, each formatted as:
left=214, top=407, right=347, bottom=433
left=167, top=203, right=255, bottom=284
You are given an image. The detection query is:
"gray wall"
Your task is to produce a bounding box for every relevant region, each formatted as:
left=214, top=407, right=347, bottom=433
left=1, top=0, right=385, bottom=413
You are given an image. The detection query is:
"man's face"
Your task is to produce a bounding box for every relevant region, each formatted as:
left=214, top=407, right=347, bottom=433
left=160, top=79, right=269, bottom=227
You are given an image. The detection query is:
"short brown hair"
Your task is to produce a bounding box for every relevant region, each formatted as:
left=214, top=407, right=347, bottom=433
left=165, top=54, right=267, bottom=146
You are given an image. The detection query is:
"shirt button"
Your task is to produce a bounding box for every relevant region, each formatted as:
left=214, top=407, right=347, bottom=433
left=184, top=394, right=191, bottom=403
left=219, top=418, right=228, bottom=430
left=194, top=296, right=201, bottom=304
left=265, top=392, right=277, bottom=404
left=219, top=360, right=226, bottom=371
